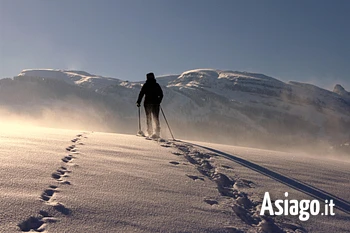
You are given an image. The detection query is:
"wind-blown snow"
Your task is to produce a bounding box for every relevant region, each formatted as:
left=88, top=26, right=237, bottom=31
left=1, top=126, right=349, bottom=232
left=6, top=68, right=350, bottom=152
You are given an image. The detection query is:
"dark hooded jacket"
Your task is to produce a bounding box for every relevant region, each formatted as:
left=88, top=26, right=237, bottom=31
left=137, top=74, right=163, bottom=105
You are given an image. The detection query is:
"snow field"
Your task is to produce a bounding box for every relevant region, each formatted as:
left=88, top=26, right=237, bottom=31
left=0, top=127, right=349, bottom=232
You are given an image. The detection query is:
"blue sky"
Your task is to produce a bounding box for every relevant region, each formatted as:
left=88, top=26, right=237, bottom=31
left=1, top=0, right=349, bottom=90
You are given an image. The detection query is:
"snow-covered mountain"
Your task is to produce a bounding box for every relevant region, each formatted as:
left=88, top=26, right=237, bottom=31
left=18, top=69, right=124, bottom=91
left=1, top=68, right=349, bottom=153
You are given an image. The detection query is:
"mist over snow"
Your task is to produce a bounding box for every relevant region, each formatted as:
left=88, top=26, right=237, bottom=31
left=0, top=68, right=349, bottom=155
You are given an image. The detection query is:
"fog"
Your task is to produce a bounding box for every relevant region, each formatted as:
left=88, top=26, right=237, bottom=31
left=0, top=101, right=122, bottom=134
left=1, top=102, right=348, bottom=161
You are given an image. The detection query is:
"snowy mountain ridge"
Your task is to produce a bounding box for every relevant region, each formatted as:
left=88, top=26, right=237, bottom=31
left=18, top=69, right=123, bottom=91
left=17, top=68, right=349, bottom=99
left=1, top=68, right=349, bottom=151
left=17, top=68, right=350, bottom=115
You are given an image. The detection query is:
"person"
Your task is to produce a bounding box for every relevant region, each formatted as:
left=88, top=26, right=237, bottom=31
left=137, top=72, right=163, bottom=138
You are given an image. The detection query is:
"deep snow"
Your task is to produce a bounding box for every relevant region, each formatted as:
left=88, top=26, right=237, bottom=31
left=0, top=126, right=349, bottom=232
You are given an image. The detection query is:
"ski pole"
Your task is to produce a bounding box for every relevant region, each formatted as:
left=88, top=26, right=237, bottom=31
left=138, top=106, right=141, bottom=131
left=137, top=106, right=145, bottom=136
left=160, top=106, right=175, bottom=141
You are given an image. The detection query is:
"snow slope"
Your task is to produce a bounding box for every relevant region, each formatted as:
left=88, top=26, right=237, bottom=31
left=0, top=126, right=349, bottom=232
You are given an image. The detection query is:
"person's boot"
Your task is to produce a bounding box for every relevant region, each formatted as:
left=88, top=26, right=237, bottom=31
left=147, top=129, right=153, bottom=137
left=151, top=127, right=160, bottom=139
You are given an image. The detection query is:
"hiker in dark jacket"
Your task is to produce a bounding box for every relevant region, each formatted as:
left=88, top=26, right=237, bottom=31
left=137, top=72, right=163, bottom=137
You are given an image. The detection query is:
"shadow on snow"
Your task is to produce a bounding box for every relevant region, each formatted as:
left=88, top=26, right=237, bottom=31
left=185, top=141, right=350, bottom=214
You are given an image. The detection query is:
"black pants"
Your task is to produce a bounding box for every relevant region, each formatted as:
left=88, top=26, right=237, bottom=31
left=144, top=104, right=160, bottom=135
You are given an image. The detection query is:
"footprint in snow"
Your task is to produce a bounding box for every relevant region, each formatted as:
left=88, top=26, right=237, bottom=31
left=231, top=204, right=259, bottom=225
left=18, top=213, right=58, bottom=232
left=51, top=172, right=61, bottom=180
left=204, top=199, right=218, bottom=205
left=57, top=168, right=70, bottom=175
left=186, top=175, right=204, bottom=181
left=234, top=179, right=255, bottom=189
left=60, top=180, right=71, bottom=185
left=41, top=188, right=57, bottom=202
left=172, top=152, right=183, bottom=156
left=66, top=145, right=75, bottom=151
left=62, top=156, right=73, bottom=163
left=190, top=151, right=211, bottom=159
left=51, top=169, right=69, bottom=181
left=18, top=216, right=45, bottom=232
left=59, top=166, right=68, bottom=171
left=236, top=196, right=253, bottom=209
left=51, top=202, right=71, bottom=215
left=71, top=138, right=80, bottom=143
left=214, top=173, right=235, bottom=188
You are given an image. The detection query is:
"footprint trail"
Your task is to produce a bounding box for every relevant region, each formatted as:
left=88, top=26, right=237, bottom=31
left=152, top=139, right=307, bottom=233
left=18, top=133, right=89, bottom=232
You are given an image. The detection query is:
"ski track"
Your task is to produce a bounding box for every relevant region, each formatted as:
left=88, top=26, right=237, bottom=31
left=154, top=138, right=308, bottom=233
left=17, top=133, right=88, bottom=232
